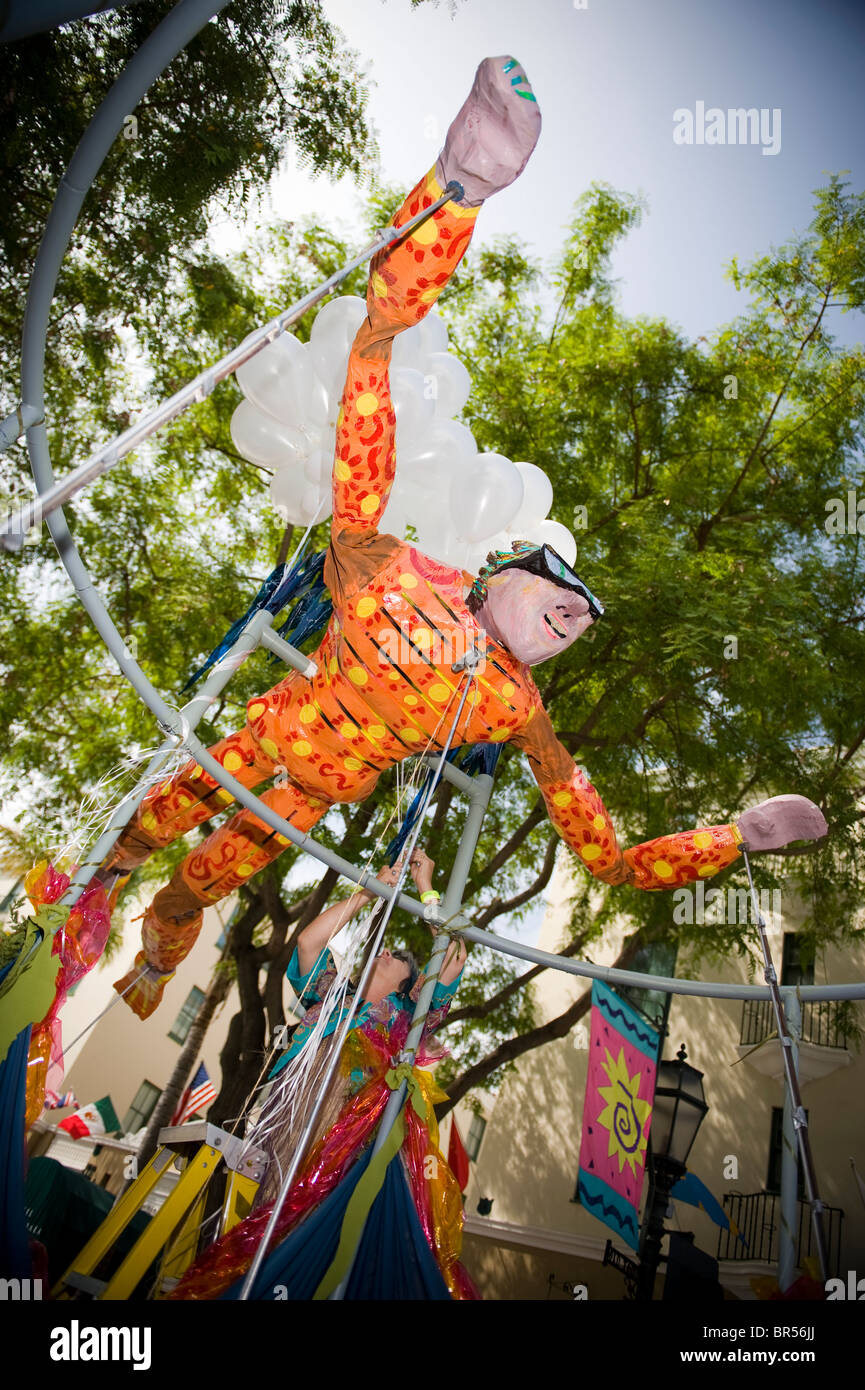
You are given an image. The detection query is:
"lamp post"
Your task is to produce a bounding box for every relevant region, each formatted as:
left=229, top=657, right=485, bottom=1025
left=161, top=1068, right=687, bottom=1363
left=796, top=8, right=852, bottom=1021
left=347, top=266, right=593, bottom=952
left=635, top=1044, right=709, bottom=1301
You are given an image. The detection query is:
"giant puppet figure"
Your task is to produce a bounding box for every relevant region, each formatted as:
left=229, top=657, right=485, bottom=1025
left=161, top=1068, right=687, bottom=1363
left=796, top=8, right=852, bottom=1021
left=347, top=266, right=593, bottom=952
left=107, top=58, right=827, bottom=1019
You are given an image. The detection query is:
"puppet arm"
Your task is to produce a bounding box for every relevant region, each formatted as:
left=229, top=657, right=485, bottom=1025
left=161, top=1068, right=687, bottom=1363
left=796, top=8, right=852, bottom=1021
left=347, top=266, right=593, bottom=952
left=510, top=702, right=742, bottom=890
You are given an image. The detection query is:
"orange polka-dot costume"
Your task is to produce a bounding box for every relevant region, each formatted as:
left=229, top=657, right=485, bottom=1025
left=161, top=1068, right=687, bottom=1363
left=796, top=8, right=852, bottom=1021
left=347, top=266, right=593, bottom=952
left=113, top=167, right=743, bottom=1019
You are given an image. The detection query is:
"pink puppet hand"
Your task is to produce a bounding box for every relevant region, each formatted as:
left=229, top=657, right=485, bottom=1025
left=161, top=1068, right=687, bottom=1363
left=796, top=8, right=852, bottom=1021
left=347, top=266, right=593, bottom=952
left=736, top=796, right=828, bottom=852
left=436, top=56, right=542, bottom=207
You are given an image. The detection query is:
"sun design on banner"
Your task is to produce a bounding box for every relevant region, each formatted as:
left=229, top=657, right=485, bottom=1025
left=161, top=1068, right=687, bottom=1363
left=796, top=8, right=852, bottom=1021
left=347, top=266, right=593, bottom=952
left=596, top=1047, right=652, bottom=1176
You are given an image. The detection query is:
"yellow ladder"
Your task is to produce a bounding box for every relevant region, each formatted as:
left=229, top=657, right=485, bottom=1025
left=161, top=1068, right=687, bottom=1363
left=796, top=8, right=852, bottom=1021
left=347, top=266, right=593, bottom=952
left=53, top=1121, right=266, bottom=1300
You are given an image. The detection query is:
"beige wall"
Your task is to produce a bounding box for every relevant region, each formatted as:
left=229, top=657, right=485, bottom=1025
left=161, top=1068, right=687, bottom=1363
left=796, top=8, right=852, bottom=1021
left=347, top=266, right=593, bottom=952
left=454, top=854, right=865, bottom=1300
left=53, top=887, right=240, bottom=1134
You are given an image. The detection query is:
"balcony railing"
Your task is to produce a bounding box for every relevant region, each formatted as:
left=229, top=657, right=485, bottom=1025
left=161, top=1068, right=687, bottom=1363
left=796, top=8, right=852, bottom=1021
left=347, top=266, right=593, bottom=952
left=740, top=998, right=849, bottom=1050
left=717, top=1191, right=844, bottom=1276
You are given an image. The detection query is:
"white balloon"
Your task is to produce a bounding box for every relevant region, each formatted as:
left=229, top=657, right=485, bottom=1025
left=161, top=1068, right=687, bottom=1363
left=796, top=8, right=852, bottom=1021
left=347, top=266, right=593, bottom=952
left=269, top=467, right=307, bottom=524
left=450, top=453, right=525, bottom=542
left=390, top=312, right=449, bottom=373
left=391, top=367, right=435, bottom=450
left=308, top=296, right=367, bottom=397
left=400, top=418, right=477, bottom=480
left=512, top=461, right=554, bottom=529
left=236, top=334, right=314, bottom=429
left=230, top=400, right=307, bottom=469
left=526, top=519, right=578, bottom=567
left=426, top=351, right=472, bottom=420
left=390, top=324, right=424, bottom=373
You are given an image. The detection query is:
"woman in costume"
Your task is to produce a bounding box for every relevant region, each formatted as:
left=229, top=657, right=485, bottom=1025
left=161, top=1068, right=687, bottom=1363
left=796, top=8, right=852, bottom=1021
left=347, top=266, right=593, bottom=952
left=103, top=53, right=826, bottom=1021
left=171, top=848, right=475, bottom=1300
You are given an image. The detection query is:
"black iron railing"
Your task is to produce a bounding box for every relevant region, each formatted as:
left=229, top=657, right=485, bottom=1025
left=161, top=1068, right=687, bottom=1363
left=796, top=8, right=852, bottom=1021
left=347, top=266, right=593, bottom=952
left=717, top=1191, right=844, bottom=1275
left=740, top=998, right=849, bottom=1050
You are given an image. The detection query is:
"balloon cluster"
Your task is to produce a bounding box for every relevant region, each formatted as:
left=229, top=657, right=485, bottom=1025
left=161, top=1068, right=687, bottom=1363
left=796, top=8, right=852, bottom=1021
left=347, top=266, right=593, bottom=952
left=231, top=296, right=576, bottom=572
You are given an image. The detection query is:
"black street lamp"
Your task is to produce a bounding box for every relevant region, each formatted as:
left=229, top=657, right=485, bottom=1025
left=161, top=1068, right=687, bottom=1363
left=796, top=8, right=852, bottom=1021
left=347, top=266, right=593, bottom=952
left=635, top=1044, right=709, bottom=1300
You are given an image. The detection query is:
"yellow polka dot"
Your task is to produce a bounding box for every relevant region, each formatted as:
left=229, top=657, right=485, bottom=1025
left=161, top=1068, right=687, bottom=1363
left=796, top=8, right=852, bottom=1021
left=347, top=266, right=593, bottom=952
left=217, top=789, right=234, bottom=804
left=141, top=811, right=157, bottom=832
left=335, top=458, right=350, bottom=482
left=336, top=407, right=344, bottom=430
left=468, top=690, right=481, bottom=705
left=404, top=729, right=422, bottom=742
left=360, top=494, right=380, bottom=515
left=158, top=781, right=171, bottom=796
left=292, top=740, right=312, bottom=757
left=429, top=683, right=450, bottom=702
left=653, top=859, right=674, bottom=879
left=356, top=596, right=377, bottom=618
left=593, top=814, right=607, bottom=831
left=490, top=727, right=510, bottom=742
left=388, top=668, right=400, bottom=680
left=399, top=573, right=418, bottom=589
left=368, top=724, right=386, bottom=739
left=526, top=706, right=535, bottom=722
left=371, top=270, right=388, bottom=299
left=501, top=682, right=515, bottom=698
left=345, top=757, right=363, bottom=772
left=356, top=391, right=379, bottom=416
left=275, top=834, right=290, bottom=847
left=177, top=794, right=192, bottom=809
left=299, top=705, right=316, bottom=725
left=413, top=628, right=432, bottom=648
left=329, top=658, right=338, bottom=675
left=236, top=863, right=254, bottom=878
left=698, top=864, right=719, bottom=878
left=412, top=218, right=438, bottom=246
left=190, top=765, right=203, bottom=780
left=223, top=750, right=244, bottom=773
left=349, top=667, right=368, bottom=685
left=552, top=791, right=572, bottom=808
left=260, top=737, right=280, bottom=760
left=693, top=831, right=714, bottom=850
left=581, top=844, right=604, bottom=863
left=420, top=286, right=439, bottom=304
left=404, top=694, right=418, bottom=706
left=341, top=722, right=359, bottom=738
left=248, top=702, right=266, bottom=720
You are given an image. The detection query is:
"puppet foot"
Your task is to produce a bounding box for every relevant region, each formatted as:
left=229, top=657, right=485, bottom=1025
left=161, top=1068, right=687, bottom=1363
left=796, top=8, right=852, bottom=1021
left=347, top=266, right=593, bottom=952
left=436, top=55, right=542, bottom=207
left=736, top=795, right=827, bottom=852
left=113, top=949, right=177, bottom=1019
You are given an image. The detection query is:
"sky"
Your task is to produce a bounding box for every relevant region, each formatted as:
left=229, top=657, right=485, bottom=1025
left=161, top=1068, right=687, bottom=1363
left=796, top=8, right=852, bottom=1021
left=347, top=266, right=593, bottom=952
left=225, top=0, right=865, bottom=349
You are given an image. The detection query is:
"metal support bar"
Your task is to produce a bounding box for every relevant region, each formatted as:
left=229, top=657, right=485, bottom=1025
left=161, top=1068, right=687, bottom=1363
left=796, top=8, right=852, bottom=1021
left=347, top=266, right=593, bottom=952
left=741, top=846, right=828, bottom=1283
left=778, top=987, right=800, bottom=1291
left=0, top=402, right=41, bottom=454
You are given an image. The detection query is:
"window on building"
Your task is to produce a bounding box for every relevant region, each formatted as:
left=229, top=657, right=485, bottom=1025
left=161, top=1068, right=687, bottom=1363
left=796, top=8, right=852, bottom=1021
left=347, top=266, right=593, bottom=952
left=465, top=1114, right=486, bottom=1162
left=618, top=940, right=677, bottom=1032
left=168, top=986, right=206, bottom=1045
left=122, top=1080, right=161, bottom=1135
left=781, top=934, right=814, bottom=987
left=766, top=1106, right=806, bottom=1196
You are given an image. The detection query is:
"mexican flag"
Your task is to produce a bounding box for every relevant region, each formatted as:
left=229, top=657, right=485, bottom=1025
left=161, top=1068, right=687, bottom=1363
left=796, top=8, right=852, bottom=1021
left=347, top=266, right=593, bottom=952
left=58, top=1095, right=121, bottom=1140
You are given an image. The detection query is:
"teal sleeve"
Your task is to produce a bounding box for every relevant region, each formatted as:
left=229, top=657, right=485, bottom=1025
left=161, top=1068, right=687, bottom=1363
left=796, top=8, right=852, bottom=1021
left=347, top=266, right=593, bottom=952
left=431, top=968, right=462, bottom=1007
left=286, top=946, right=332, bottom=1001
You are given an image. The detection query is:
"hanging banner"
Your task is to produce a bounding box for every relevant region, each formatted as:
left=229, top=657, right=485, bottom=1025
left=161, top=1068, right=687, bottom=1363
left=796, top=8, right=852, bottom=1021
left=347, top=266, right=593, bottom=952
left=576, top=980, right=659, bottom=1251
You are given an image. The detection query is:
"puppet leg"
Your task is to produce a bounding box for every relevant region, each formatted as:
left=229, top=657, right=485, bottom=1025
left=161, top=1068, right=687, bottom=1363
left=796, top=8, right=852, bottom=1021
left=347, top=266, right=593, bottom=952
left=334, top=57, right=540, bottom=532
left=103, top=726, right=278, bottom=872
left=113, top=778, right=327, bottom=1019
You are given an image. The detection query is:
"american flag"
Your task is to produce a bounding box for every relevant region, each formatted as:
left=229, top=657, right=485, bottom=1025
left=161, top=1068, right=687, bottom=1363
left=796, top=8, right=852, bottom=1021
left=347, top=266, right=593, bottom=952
left=44, top=1090, right=77, bottom=1110
left=170, top=1063, right=217, bottom=1126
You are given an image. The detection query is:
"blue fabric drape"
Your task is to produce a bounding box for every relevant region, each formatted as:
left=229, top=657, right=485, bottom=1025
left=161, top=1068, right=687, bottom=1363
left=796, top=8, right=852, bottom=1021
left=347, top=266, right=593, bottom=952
left=223, top=1150, right=450, bottom=1301
left=0, top=953, right=33, bottom=1279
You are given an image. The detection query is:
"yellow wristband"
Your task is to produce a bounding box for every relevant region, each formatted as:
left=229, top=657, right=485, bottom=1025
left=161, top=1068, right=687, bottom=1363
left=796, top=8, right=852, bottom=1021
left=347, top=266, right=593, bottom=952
left=420, top=890, right=440, bottom=903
